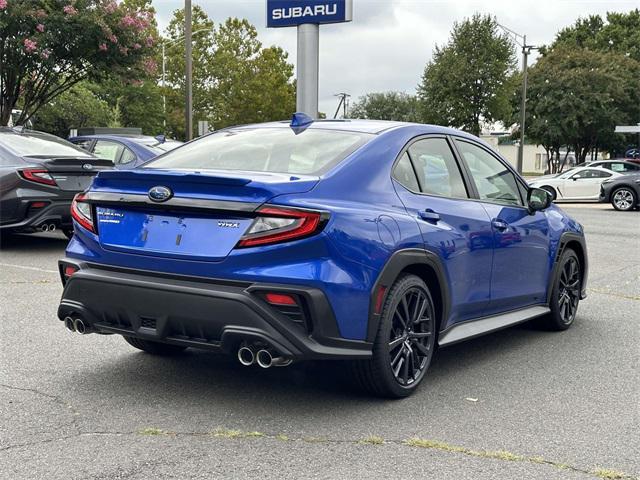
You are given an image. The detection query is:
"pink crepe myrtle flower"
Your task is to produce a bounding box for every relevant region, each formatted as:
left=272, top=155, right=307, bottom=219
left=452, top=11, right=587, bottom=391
left=119, top=46, right=129, bottom=55
left=63, top=5, right=77, bottom=15
left=98, top=43, right=108, bottom=51
left=41, top=48, right=51, bottom=59
left=145, top=36, right=154, bottom=47
left=108, top=34, right=118, bottom=44
left=104, top=1, right=117, bottom=14
left=36, top=24, right=45, bottom=33
left=142, top=58, right=157, bottom=74
left=132, top=43, right=141, bottom=50
left=0, top=0, right=7, bottom=11
left=23, top=38, right=38, bottom=53
left=36, top=9, right=47, bottom=18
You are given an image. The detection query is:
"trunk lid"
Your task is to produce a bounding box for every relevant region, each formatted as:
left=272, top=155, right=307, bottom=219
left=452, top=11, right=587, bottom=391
left=31, top=157, right=114, bottom=191
left=90, top=168, right=319, bottom=261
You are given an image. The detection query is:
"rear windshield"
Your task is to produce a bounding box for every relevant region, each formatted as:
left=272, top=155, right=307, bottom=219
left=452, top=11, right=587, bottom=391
left=144, top=127, right=372, bottom=175
left=0, top=130, right=92, bottom=157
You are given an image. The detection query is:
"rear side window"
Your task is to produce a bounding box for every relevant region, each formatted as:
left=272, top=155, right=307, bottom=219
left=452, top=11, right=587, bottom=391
left=145, top=128, right=372, bottom=175
left=0, top=131, right=91, bottom=157
left=393, top=152, right=420, bottom=191
left=93, top=140, right=124, bottom=163
left=408, top=138, right=468, bottom=199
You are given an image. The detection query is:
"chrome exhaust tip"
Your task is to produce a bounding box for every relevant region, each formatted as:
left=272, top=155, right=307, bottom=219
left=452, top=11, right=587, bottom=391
left=237, top=346, right=255, bottom=366
left=74, top=318, right=87, bottom=334
left=41, top=224, right=49, bottom=232
left=48, top=224, right=56, bottom=232
left=64, top=316, right=75, bottom=332
left=256, top=350, right=273, bottom=369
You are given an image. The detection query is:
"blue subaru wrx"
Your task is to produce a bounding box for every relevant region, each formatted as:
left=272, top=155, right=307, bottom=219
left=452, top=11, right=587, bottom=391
left=58, top=117, right=588, bottom=397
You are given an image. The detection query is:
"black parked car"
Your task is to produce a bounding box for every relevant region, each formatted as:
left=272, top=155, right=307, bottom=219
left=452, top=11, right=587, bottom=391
left=599, top=172, right=640, bottom=211
left=0, top=128, right=113, bottom=238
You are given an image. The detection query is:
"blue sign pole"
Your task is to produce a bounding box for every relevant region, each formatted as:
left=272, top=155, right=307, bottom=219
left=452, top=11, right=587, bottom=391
left=266, top=0, right=353, bottom=118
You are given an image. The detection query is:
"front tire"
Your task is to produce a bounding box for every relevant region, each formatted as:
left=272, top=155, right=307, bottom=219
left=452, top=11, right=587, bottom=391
left=124, top=336, right=188, bottom=355
left=611, top=187, right=636, bottom=211
left=351, top=274, right=437, bottom=398
left=540, top=249, right=582, bottom=331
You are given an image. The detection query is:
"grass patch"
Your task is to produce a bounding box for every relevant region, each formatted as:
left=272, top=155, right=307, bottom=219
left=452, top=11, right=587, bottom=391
left=244, top=431, right=265, bottom=438
left=276, top=434, right=289, bottom=441
left=138, top=427, right=169, bottom=436
left=210, top=428, right=244, bottom=438
left=359, top=435, right=384, bottom=445
left=592, top=469, right=627, bottom=479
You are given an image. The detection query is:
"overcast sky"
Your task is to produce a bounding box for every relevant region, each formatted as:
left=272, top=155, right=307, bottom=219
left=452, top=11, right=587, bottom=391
left=151, top=0, right=638, bottom=115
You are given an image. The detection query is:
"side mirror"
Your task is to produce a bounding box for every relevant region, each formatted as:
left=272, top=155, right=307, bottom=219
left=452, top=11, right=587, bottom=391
left=527, top=187, right=552, bottom=213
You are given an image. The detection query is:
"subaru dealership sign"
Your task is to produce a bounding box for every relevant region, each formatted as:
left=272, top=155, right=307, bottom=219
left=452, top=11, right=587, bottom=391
left=267, top=0, right=353, bottom=28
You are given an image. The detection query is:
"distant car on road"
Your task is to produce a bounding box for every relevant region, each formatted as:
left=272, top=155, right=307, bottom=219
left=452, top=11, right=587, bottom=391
left=68, top=131, right=182, bottom=169
left=599, top=173, right=640, bottom=211
left=0, top=128, right=113, bottom=238
left=584, top=159, right=640, bottom=173
left=528, top=166, right=621, bottom=202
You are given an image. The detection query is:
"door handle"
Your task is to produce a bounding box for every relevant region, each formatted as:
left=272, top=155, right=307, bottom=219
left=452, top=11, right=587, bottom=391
left=418, top=209, right=440, bottom=223
left=491, top=219, right=509, bottom=231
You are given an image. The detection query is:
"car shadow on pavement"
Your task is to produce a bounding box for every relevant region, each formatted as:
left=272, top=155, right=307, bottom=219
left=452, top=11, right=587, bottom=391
left=0, top=231, right=68, bottom=251
left=60, top=322, right=558, bottom=411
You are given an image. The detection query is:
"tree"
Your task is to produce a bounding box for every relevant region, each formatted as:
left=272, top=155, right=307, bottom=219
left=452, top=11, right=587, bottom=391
left=547, top=9, right=640, bottom=62
left=525, top=47, right=640, bottom=165
left=34, top=82, right=114, bottom=137
left=0, top=0, right=157, bottom=125
left=416, top=14, right=516, bottom=136
left=211, top=18, right=295, bottom=129
left=350, top=92, right=419, bottom=122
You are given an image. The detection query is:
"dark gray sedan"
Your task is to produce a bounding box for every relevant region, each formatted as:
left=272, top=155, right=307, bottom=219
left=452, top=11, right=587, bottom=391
left=0, top=128, right=113, bottom=238
left=599, top=172, right=640, bottom=211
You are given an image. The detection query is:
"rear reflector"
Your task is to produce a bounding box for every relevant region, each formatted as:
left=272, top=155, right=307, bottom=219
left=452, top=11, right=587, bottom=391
left=64, top=265, right=78, bottom=277
left=265, top=293, right=297, bottom=306
left=374, top=285, right=387, bottom=314
left=30, top=201, right=49, bottom=209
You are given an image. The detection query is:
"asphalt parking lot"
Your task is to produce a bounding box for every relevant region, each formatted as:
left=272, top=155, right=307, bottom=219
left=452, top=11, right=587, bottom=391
left=1, top=204, right=638, bottom=480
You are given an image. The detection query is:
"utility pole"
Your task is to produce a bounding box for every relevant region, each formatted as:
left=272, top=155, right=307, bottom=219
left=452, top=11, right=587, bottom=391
left=184, top=0, right=193, bottom=141
left=497, top=23, right=537, bottom=174
left=333, top=93, right=351, bottom=119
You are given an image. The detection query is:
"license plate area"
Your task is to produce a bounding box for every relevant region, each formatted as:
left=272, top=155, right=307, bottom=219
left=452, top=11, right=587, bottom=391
left=96, top=207, right=252, bottom=260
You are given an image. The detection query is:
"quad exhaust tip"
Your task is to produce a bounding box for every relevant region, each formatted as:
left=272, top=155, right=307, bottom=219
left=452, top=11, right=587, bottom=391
left=237, top=346, right=255, bottom=366
left=74, top=318, right=87, bottom=334
left=64, top=316, right=75, bottom=332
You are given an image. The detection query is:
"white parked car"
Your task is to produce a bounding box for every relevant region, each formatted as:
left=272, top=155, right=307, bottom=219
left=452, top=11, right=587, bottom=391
left=528, top=166, right=622, bottom=202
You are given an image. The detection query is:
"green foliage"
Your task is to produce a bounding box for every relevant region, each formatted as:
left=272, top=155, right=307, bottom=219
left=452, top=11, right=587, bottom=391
left=417, top=14, right=516, bottom=136
left=350, top=92, right=419, bottom=122
left=162, top=11, right=295, bottom=138
left=525, top=47, right=640, bottom=165
left=547, top=9, right=640, bottom=62
left=35, top=82, right=113, bottom=137
left=0, top=0, right=157, bottom=126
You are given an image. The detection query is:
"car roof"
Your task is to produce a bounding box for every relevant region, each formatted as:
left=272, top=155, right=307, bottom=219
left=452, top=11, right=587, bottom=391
left=232, top=119, right=474, bottom=137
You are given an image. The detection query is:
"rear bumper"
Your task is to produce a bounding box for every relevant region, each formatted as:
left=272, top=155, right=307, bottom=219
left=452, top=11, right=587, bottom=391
left=0, top=199, right=73, bottom=231
left=57, top=259, right=372, bottom=361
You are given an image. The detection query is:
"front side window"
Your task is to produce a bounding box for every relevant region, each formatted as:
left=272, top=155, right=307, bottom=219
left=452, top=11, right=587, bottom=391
left=455, top=139, right=522, bottom=206
left=408, top=138, right=468, bottom=198
left=93, top=140, right=124, bottom=163
left=145, top=128, right=372, bottom=175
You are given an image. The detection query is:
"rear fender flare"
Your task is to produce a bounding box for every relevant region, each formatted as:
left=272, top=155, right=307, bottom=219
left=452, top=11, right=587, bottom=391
left=366, top=248, right=450, bottom=342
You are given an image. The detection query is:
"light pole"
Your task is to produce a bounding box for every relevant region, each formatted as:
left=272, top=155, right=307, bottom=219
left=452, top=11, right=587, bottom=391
left=497, top=24, right=537, bottom=174
left=185, top=0, right=193, bottom=141
left=160, top=28, right=210, bottom=133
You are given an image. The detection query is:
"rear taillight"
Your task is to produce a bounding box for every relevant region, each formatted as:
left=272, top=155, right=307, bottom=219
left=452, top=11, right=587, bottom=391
left=71, top=193, right=95, bottom=233
left=236, top=205, right=327, bottom=248
left=19, top=168, right=57, bottom=186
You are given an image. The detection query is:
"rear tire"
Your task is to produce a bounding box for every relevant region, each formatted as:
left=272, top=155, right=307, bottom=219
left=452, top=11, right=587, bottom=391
left=351, top=274, right=437, bottom=398
left=539, top=249, right=582, bottom=331
left=541, top=186, right=557, bottom=201
left=611, top=187, right=636, bottom=211
left=124, top=336, right=187, bottom=355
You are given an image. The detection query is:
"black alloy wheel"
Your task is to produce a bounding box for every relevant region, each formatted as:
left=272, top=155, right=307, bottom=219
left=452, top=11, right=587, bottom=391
left=540, top=248, right=582, bottom=331
left=351, top=274, right=437, bottom=398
